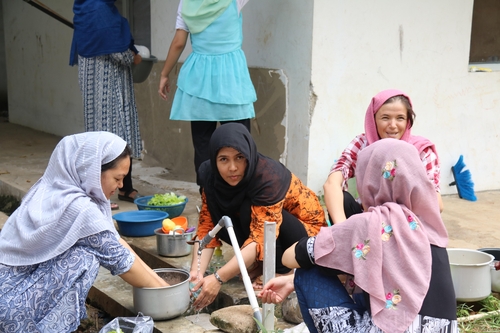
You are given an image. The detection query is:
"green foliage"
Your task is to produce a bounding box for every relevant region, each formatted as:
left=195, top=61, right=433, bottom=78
left=457, top=294, right=500, bottom=332
left=457, top=302, right=474, bottom=318
left=481, top=295, right=500, bottom=313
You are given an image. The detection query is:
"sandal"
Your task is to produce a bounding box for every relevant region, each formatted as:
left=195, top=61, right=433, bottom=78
left=110, top=202, right=119, bottom=210
left=252, top=275, right=264, bottom=290
left=118, top=189, right=142, bottom=203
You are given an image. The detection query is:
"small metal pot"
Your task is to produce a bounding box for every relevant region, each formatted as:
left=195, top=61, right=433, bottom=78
left=478, top=248, right=500, bottom=292
left=133, top=268, right=190, bottom=320
left=155, top=228, right=194, bottom=257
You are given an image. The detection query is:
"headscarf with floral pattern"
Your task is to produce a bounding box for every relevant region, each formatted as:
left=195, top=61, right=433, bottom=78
left=314, top=139, right=449, bottom=333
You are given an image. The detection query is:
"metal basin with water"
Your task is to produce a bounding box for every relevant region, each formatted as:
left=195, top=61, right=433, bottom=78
left=133, top=268, right=190, bottom=320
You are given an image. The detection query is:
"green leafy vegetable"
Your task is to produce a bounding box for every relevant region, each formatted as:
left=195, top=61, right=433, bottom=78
left=147, top=192, right=186, bottom=206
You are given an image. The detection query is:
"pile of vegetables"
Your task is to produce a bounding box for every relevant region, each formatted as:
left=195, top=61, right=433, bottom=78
left=147, top=192, right=186, bottom=206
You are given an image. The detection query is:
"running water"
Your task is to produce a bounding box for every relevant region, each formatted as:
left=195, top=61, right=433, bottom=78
left=187, top=249, right=203, bottom=320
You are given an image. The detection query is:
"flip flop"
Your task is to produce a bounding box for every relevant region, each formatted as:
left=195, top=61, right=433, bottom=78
left=111, top=202, right=119, bottom=210
left=118, top=189, right=142, bottom=203
left=252, top=275, right=264, bottom=291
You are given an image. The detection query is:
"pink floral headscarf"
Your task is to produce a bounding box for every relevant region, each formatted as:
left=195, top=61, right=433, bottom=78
left=314, top=139, right=449, bottom=333
left=364, top=89, right=437, bottom=155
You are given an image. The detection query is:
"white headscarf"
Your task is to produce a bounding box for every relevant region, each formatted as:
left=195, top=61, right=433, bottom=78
left=0, top=131, right=127, bottom=266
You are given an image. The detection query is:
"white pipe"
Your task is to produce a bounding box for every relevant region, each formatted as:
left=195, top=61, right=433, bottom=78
left=224, top=219, right=262, bottom=323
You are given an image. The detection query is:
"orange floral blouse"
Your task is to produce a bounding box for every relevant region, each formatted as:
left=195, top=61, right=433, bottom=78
left=196, top=173, right=327, bottom=261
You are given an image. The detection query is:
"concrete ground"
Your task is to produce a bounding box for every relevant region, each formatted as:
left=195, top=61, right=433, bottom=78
left=1, top=118, right=500, bottom=332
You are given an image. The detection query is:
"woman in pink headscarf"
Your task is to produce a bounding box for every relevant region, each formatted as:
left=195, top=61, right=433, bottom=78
left=259, top=139, right=457, bottom=333
left=323, top=89, right=442, bottom=225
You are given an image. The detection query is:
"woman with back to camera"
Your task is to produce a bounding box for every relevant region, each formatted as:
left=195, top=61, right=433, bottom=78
left=260, top=139, right=457, bottom=333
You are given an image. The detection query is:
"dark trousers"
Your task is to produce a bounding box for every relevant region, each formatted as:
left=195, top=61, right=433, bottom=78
left=327, top=191, right=363, bottom=222
left=295, top=246, right=457, bottom=333
left=295, top=266, right=366, bottom=333
left=216, top=210, right=308, bottom=274
left=191, top=119, right=251, bottom=186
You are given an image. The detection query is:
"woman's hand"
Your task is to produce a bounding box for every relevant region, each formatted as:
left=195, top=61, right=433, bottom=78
left=158, top=29, right=188, bottom=101
left=258, top=275, right=295, bottom=304
left=158, top=75, right=170, bottom=100
left=190, top=269, right=202, bottom=282
left=192, top=274, right=222, bottom=310
left=133, top=53, right=142, bottom=65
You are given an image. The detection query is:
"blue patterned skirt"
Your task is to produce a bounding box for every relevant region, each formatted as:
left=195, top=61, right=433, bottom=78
left=0, top=231, right=134, bottom=333
left=78, top=51, right=143, bottom=158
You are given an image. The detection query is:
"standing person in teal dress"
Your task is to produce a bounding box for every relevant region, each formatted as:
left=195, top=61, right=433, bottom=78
left=158, top=0, right=257, bottom=186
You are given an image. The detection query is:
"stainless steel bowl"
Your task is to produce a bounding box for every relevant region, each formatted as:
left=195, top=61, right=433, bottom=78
left=133, top=268, right=190, bottom=320
left=155, top=228, right=194, bottom=257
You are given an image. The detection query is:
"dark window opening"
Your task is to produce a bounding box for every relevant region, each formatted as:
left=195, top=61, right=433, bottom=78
left=469, top=0, right=500, bottom=63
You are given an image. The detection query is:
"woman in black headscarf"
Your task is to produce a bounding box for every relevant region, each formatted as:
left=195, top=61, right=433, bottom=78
left=190, top=123, right=326, bottom=310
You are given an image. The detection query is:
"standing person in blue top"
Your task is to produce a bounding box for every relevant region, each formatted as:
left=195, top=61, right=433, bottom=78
left=70, top=0, right=144, bottom=209
left=158, top=0, right=257, bottom=186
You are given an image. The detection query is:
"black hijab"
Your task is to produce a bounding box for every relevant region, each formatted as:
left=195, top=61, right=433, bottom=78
left=198, top=123, right=291, bottom=238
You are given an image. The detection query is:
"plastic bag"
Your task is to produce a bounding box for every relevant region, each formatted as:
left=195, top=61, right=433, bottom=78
left=99, top=313, right=154, bottom=333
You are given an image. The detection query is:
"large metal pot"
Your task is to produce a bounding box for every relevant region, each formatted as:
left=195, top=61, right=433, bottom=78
left=478, top=248, right=500, bottom=292
left=133, top=268, right=190, bottom=320
left=155, top=228, right=194, bottom=257
left=447, top=248, right=494, bottom=302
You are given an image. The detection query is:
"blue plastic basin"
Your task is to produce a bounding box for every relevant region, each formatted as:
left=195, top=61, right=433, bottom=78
left=113, top=210, right=169, bottom=237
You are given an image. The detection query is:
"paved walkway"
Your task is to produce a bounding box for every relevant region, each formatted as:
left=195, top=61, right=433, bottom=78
left=1, top=118, right=499, bottom=332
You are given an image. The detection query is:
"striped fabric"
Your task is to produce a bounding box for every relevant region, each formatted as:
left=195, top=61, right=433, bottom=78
left=329, top=134, right=441, bottom=192
left=309, top=306, right=458, bottom=333
left=0, top=132, right=125, bottom=266
left=78, top=50, right=143, bottom=159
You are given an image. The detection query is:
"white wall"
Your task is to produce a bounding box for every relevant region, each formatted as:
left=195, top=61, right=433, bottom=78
left=4, top=1, right=83, bottom=136
left=308, top=0, right=499, bottom=195
left=5, top=1, right=500, bottom=195
left=151, top=0, right=315, bottom=181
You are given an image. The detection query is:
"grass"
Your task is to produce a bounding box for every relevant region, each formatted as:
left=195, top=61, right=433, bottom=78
left=458, top=294, right=500, bottom=332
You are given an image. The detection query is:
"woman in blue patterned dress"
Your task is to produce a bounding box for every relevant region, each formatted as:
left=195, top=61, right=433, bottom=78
left=0, top=132, right=168, bottom=333
left=70, top=0, right=144, bottom=207
left=158, top=0, right=257, bottom=186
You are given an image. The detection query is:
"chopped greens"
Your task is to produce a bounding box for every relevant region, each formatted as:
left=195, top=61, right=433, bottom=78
left=147, top=192, right=186, bottom=206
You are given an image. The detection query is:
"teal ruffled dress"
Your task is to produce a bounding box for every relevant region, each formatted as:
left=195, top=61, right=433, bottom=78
left=170, top=0, right=256, bottom=121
